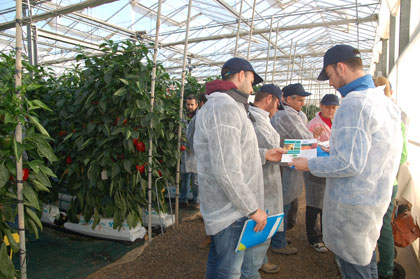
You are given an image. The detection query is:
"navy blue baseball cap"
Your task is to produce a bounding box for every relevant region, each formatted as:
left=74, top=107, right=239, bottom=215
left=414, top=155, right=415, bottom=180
left=258, top=84, right=282, bottom=100
left=318, top=44, right=361, bottom=81
left=222, top=57, right=263, bottom=85
left=320, top=94, right=340, bottom=106
left=283, top=83, right=311, bottom=97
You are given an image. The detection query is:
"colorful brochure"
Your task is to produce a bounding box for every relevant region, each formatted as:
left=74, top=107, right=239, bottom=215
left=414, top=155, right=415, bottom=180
left=235, top=213, right=284, bottom=253
left=281, top=139, right=317, bottom=163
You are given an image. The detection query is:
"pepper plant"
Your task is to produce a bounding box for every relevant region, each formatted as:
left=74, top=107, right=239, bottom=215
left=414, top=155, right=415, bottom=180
left=0, top=53, right=57, bottom=278
left=34, top=40, right=182, bottom=230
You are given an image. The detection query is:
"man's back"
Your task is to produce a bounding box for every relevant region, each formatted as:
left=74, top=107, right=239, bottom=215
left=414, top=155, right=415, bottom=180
left=193, top=92, right=264, bottom=235
left=309, top=86, right=403, bottom=265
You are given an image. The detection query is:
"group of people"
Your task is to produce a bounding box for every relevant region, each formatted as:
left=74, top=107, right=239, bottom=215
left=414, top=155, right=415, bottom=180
left=179, top=44, right=404, bottom=279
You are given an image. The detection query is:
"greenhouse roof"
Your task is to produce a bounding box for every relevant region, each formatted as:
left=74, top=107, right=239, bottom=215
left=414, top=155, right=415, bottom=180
left=0, top=0, right=381, bottom=96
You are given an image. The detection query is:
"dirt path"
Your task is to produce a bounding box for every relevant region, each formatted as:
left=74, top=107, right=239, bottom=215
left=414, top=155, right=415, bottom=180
left=89, top=194, right=341, bottom=279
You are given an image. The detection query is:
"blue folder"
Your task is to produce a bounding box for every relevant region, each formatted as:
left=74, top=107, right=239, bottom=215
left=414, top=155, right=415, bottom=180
left=235, top=213, right=284, bottom=253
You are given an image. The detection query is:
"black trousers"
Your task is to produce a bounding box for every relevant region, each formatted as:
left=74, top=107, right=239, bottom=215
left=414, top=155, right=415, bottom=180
left=287, top=198, right=298, bottom=230
left=305, top=205, right=323, bottom=244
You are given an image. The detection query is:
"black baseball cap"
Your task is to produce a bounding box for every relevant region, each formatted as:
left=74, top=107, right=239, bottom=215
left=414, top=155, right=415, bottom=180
left=283, top=83, right=311, bottom=97
left=318, top=44, right=361, bottom=81
left=222, top=57, right=263, bottom=85
left=258, top=84, right=282, bottom=100
left=320, top=94, right=340, bottom=106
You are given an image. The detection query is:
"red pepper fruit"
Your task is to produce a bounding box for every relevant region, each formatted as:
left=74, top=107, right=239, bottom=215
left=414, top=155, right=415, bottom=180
left=66, top=156, right=72, bottom=164
left=133, top=138, right=138, bottom=145
left=59, top=130, right=67, bottom=137
left=180, top=145, right=186, bottom=151
left=158, top=170, right=162, bottom=177
left=23, top=168, right=29, bottom=181
left=137, top=141, right=146, bottom=152
left=136, top=164, right=145, bottom=174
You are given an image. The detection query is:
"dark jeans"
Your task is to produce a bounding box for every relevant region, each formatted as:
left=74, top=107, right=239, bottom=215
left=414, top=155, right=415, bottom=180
left=271, top=203, right=291, bottom=249
left=287, top=198, right=298, bottom=230
left=305, top=205, right=323, bottom=245
left=180, top=172, right=198, bottom=203
left=377, top=185, right=398, bottom=277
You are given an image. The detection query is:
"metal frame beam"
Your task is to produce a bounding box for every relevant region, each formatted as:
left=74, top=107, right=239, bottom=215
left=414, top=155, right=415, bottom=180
left=0, top=0, right=119, bottom=32
left=162, top=14, right=378, bottom=47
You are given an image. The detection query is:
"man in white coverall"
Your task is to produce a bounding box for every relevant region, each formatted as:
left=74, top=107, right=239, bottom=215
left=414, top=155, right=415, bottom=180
left=248, top=84, right=284, bottom=274
left=289, top=45, right=403, bottom=279
left=194, top=58, right=285, bottom=279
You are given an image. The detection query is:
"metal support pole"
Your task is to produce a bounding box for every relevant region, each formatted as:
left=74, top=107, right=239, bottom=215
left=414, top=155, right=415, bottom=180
left=175, top=0, right=193, bottom=228
left=25, top=7, right=33, bottom=65
left=147, top=0, right=162, bottom=243
left=15, top=0, right=27, bottom=278
left=264, top=16, right=273, bottom=82
left=32, top=26, right=38, bottom=65
left=234, top=0, right=244, bottom=57
left=289, top=42, right=297, bottom=83
left=271, top=22, right=279, bottom=83
left=299, top=56, right=304, bottom=84
left=286, top=39, right=293, bottom=84
left=246, top=0, right=257, bottom=60
left=356, top=0, right=360, bottom=49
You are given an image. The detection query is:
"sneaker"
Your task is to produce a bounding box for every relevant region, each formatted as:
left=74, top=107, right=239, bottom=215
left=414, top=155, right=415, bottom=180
left=311, top=242, right=328, bottom=253
left=259, top=262, right=280, bottom=274
left=271, top=245, right=298, bottom=255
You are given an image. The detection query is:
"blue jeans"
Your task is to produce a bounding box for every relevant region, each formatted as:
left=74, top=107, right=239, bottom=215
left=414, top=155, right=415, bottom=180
left=270, top=203, right=291, bottom=249
left=242, top=239, right=270, bottom=278
left=206, top=217, right=265, bottom=279
left=336, top=251, right=378, bottom=279
left=180, top=172, right=198, bottom=203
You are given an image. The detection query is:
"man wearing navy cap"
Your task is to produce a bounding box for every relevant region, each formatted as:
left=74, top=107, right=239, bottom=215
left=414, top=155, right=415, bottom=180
left=194, top=58, right=285, bottom=278
left=290, top=45, right=403, bottom=279
left=247, top=84, right=286, bottom=274
left=270, top=83, right=316, bottom=256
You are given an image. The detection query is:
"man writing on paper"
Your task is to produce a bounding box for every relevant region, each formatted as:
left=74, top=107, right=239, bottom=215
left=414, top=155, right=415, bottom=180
left=289, top=45, right=402, bottom=278
left=194, top=58, right=285, bottom=278
left=247, top=84, right=286, bottom=274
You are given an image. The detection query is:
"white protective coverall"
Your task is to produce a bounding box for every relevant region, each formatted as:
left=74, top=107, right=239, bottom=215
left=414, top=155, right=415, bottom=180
left=271, top=105, right=313, bottom=205
left=308, top=87, right=403, bottom=265
left=193, top=92, right=264, bottom=235
left=249, top=105, right=284, bottom=228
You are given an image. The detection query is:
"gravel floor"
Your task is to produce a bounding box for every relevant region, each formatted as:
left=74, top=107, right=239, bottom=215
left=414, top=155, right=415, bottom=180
left=89, top=193, right=341, bottom=279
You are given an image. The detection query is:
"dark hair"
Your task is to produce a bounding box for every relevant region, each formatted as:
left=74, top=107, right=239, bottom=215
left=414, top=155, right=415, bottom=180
left=186, top=94, right=198, bottom=103
left=254, top=91, right=271, bottom=102
left=221, top=67, right=238, bottom=81
left=333, top=49, right=362, bottom=71
left=198, top=92, right=207, bottom=105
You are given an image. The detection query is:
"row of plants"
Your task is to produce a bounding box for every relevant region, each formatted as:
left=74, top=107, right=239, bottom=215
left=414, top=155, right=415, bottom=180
left=0, top=39, right=209, bottom=277
left=0, top=52, right=57, bottom=278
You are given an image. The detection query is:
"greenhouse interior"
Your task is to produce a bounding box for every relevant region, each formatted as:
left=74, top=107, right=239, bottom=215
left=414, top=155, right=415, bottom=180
left=1, top=0, right=420, bottom=278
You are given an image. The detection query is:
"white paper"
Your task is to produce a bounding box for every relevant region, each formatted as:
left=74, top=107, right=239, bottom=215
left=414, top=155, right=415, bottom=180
left=281, top=139, right=317, bottom=163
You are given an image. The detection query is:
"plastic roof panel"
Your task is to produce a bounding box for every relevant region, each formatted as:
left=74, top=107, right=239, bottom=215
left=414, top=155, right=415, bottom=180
left=0, top=0, right=381, bottom=97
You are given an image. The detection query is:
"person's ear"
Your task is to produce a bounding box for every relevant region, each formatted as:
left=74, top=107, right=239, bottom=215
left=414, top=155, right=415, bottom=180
left=266, top=94, right=273, bottom=105
left=336, top=62, right=346, bottom=75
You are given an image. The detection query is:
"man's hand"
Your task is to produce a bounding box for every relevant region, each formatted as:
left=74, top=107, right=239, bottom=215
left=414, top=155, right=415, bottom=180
left=312, top=126, right=323, bottom=139
left=249, top=208, right=267, bottom=232
left=266, top=148, right=288, bottom=162
left=320, top=146, right=330, bottom=153
left=288, top=157, right=309, bottom=171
